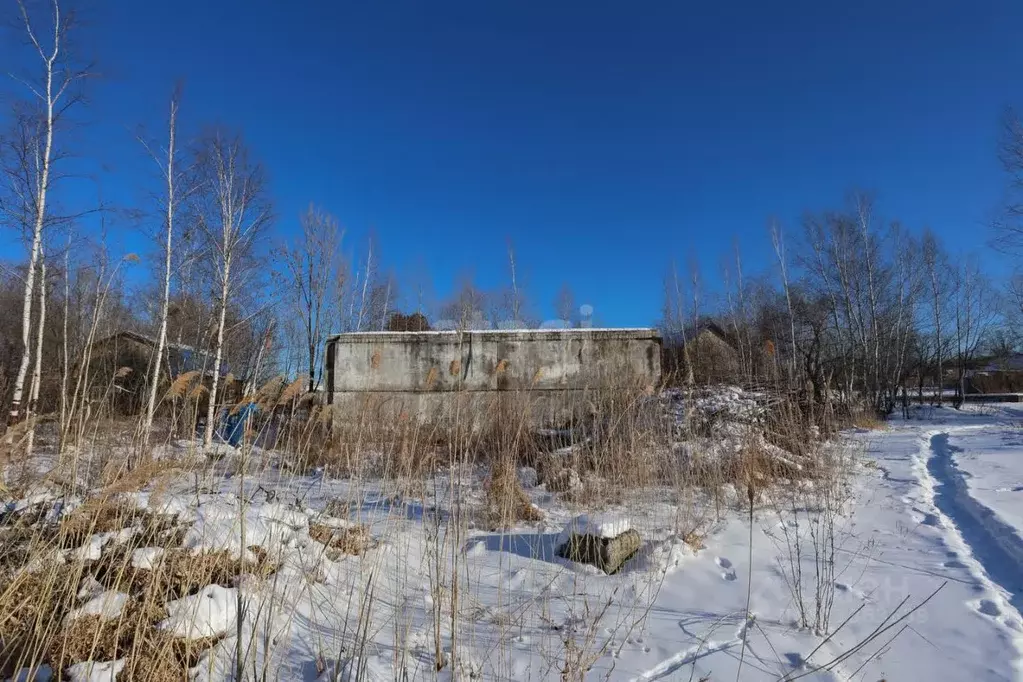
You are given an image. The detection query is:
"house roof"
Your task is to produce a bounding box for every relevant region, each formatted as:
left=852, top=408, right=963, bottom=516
left=669, top=320, right=738, bottom=350
left=983, top=353, right=1023, bottom=372
left=94, top=330, right=201, bottom=354
left=91, top=331, right=225, bottom=376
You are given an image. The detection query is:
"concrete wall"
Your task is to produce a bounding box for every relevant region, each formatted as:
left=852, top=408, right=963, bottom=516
left=325, top=328, right=662, bottom=424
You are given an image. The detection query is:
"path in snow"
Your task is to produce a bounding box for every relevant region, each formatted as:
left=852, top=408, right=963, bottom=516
left=927, top=432, right=1023, bottom=615
left=629, top=613, right=753, bottom=682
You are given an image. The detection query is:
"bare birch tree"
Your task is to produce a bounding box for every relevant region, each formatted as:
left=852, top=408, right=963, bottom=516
left=355, top=235, right=374, bottom=331
left=922, top=230, right=949, bottom=404
left=137, top=88, right=188, bottom=447
left=505, top=239, right=524, bottom=325
left=554, top=282, right=576, bottom=326
left=952, top=257, right=994, bottom=404
left=5, top=0, right=89, bottom=426
left=196, top=131, right=270, bottom=447
left=278, top=204, right=343, bottom=392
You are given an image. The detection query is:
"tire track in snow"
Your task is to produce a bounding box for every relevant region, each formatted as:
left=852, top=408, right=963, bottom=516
left=926, top=432, right=1023, bottom=616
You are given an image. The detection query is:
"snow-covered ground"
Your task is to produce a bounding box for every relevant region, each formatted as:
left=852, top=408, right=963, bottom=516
left=5, top=403, right=1023, bottom=681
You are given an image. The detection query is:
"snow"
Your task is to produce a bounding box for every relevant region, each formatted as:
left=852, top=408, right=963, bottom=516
left=70, top=532, right=112, bottom=562
left=560, top=512, right=632, bottom=539
left=319, top=656, right=392, bottom=682
left=941, top=422, right=1023, bottom=537
left=65, top=660, right=124, bottom=682
left=180, top=496, right=305, bottom=558
left=258, top=501, right=310, bottom=528
left=130, top=546, right=165, bottom=570
left=76, top=575, right=105, bottom=600
left=8, top=399, right=1023, bottom=680
left=66, top=590, right=130, bottom=623
left=159, top=584, right=239, bottom=639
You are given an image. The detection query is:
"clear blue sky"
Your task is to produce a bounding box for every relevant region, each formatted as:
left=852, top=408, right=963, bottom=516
left=3, top=0, right=1021, bottom=325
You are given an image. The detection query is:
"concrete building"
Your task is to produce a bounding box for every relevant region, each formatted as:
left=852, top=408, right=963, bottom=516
left=325, top=328, right=662, bottom=424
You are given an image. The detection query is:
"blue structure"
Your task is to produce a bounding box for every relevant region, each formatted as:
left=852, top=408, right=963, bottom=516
left=217, top=403, right=258, bottom=447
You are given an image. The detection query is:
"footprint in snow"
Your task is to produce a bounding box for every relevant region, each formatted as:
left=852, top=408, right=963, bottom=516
left=912, top=510, right=942, bottom=528
left=977, top=599, right=1002, bottom=617
left=943, top=559, right=967, bottom=569
left=715, top=557, right=737, bottom=581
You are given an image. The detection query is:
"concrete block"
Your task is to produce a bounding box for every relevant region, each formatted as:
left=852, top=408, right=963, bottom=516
left=557, top=528, right=642, bottom=574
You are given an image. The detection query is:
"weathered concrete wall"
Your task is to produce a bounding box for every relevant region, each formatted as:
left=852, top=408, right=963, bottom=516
left=325, top=329, right=661, bottom=423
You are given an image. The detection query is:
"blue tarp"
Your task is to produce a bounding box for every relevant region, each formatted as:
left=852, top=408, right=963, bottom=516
left=217, top=403, right=257, bottom=447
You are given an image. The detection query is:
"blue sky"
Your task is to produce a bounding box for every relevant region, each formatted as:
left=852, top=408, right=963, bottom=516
left=2, top=0, right=1021, bottom=325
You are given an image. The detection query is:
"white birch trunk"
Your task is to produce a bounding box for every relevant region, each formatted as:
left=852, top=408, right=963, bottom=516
left=141, top=95, right=178, bottom=447
left=25, top=257, right=46, bottom=455
left=29, top=257, right=46, bottom=414
left=11, top=3, right=59, bottom=426
left=204, top=263, right=230, bottom=448
left=356, top=241, right=372, bottom=331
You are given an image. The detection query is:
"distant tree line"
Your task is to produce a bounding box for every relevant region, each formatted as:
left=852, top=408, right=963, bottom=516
left=660, top=192, right=1006, bottom=418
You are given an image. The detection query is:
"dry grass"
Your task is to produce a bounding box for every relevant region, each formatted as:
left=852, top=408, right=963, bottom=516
left=57, top=500, right=153, bottom=547
left=91, top=547, right=272, bottom=600
left=46, top=607, right=221, bottom=681
left=483, top=458, right=544, bottom=531
left=0, top=482, right=277, bottom=680
left=99, top=458, right=185, bottom=497
left=277, top=376, right=306, bottom=406
left=309, top=523, right=373, bottom=557
left=165, top=371, right=201, bottom=400
left=851, top=410, right=889, bottom=430
left=0, top=541, right=269, bottom=677
left=0, top=379, right=857, bottom=681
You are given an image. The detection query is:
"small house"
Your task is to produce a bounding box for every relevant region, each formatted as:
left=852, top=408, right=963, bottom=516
left=82, top=331, right=232, bottom=414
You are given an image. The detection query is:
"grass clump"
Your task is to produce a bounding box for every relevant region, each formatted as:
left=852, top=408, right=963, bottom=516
left=309, top=523, right=373, bottom=557
left=483, top=458, right=544, bottom=531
